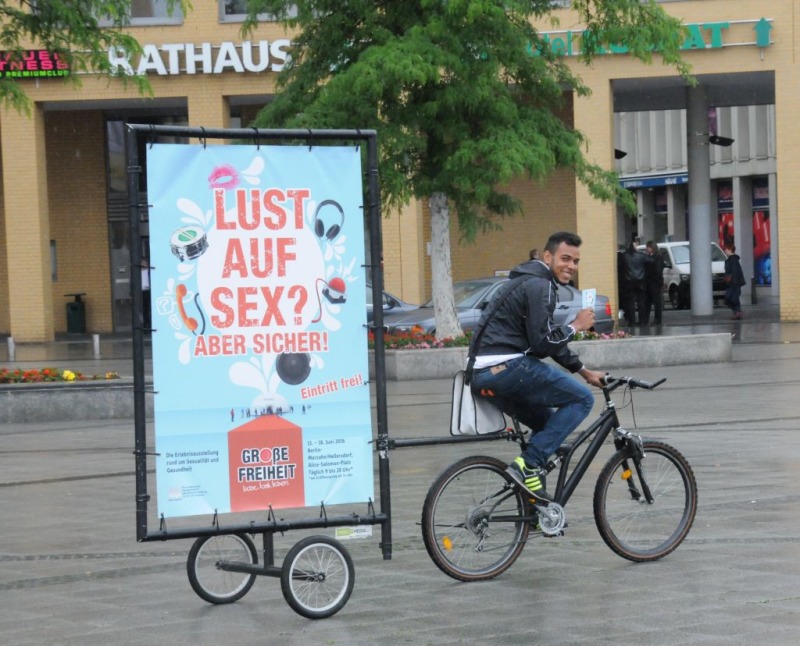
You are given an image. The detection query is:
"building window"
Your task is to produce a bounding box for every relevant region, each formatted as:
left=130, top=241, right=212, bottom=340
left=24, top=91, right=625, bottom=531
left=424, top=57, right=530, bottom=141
left=99, top=0, right=183, bottom=26
left=50, top=240, right=58, bottom=281
left=220, top=1, right=295, bottom=23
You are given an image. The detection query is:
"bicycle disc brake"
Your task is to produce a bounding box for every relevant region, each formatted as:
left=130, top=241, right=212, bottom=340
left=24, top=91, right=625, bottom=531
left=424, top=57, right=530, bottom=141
left=535, top=502, right=566, bottom=536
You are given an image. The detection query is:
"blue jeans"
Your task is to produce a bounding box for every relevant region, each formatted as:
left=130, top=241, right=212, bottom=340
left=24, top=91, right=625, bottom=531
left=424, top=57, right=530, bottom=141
left=471, top=356, right=594, bottom=468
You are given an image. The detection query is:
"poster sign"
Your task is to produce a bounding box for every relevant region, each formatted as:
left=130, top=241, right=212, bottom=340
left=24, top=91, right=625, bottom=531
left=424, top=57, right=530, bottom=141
left=752, top=178, right=771, bottom=286
left=147, top=144, right=373, bottom=518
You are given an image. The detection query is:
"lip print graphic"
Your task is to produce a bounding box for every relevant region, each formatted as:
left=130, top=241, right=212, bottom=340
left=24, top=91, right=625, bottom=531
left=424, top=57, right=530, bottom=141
left=208, top=163, right=240, bottom=190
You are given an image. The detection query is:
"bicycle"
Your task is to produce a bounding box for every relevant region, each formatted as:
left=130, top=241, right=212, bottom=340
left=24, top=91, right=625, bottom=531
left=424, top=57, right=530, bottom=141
left=421, top=375, right=697, bottom=582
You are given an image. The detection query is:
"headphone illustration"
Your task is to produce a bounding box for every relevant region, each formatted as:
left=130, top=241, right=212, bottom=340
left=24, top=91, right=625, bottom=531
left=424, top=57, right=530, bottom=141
left=313, top=199, right=345, bottom=240
left=175, top=283, right=206, bottom=335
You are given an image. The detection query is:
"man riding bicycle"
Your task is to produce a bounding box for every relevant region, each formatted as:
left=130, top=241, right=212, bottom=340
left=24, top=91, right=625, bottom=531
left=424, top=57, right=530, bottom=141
left=469, top=231, right=605, bottom=500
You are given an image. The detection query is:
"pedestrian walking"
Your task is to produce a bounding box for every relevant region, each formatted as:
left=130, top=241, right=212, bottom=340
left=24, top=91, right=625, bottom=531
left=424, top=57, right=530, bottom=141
left=643, top=240, right=664, bottom=325
left=620, top=241, right=647, bottom=325
left=724, top=243, right=747, bottom=319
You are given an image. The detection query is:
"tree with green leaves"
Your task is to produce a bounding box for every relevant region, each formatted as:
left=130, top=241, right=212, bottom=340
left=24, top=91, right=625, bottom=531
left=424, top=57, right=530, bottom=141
left=247, top=0, right=690, bottom=339
left=0, top=0, right=170, bottom=112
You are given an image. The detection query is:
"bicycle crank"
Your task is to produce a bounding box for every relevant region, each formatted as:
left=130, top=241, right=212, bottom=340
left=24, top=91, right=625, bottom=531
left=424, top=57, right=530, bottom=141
left=534, top=502, right=566, bottom=536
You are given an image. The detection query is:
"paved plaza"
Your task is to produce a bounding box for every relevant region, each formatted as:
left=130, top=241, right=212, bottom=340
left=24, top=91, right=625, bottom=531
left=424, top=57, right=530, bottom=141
left=2, top=301, right=800, bottom=644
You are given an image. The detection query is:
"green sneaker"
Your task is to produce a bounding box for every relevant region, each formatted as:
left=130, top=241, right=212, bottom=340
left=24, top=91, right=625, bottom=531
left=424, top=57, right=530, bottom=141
left=506, top=457, right=553, bottom=502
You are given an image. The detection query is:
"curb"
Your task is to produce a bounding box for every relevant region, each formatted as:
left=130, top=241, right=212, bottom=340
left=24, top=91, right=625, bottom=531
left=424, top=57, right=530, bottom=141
left=0, top=379, right=154, bottom=424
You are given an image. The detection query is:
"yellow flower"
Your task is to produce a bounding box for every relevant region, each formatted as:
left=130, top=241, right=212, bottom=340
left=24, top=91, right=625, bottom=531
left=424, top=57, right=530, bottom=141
left=62, top=370, right=76, bottom=382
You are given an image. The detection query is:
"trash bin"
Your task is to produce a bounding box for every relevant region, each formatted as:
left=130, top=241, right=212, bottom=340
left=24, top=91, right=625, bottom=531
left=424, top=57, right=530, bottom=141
left=65, top=293, right=87, bottom=334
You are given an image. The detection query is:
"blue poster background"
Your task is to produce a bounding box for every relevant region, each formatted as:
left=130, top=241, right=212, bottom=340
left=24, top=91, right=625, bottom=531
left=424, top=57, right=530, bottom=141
left=146, top=144, right=373, bottom=518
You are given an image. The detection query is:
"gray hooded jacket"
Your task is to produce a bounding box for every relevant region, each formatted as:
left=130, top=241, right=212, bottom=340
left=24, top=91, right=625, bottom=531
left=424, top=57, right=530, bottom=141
left=468, top=259, right=583, bottom=373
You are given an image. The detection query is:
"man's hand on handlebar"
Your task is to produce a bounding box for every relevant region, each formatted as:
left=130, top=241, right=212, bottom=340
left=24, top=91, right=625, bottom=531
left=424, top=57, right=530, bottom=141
left=578, top=367, right=606, bottom=388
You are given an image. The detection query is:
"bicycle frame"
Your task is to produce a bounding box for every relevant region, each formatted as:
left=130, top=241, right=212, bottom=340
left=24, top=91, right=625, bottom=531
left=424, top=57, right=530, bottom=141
left=548, top=406, right=619, bottom=506
left=510, top=384, right=643, bottom=509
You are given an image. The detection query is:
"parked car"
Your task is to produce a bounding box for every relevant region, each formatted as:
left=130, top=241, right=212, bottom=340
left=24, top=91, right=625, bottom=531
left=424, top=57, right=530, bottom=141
left=365, top=283, right=418, bottom=322
left=638, top=242, right=727, bottom=310
left=382, top=277, right=614, bottom=335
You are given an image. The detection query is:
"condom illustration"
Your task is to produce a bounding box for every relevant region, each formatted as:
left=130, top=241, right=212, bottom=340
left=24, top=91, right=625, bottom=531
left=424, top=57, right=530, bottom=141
left=170, top=225, right=209, bottom=261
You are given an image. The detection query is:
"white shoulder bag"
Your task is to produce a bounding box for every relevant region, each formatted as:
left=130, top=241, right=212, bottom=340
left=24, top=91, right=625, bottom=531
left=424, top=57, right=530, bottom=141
left=450, top=369, right=506, bottom=436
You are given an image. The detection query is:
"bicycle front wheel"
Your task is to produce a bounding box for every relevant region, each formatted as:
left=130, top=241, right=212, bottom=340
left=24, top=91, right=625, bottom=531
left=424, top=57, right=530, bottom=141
left=421, top=455, right=531, bottom=582
left=594, top=440, right=697, bottom=562
left=280, top=535, right=354, bottom=619
left=187, top=533, right=258, bottom=604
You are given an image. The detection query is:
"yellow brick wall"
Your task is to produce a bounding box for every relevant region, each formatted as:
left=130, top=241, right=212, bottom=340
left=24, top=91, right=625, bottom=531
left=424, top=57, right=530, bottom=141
left=45, top=111, right=112, bottom=333
left=1, top=106, right=54, bottom=341
left=776, top=62, right=800, bottom=320
left=381, top=199, right=426, bottom=304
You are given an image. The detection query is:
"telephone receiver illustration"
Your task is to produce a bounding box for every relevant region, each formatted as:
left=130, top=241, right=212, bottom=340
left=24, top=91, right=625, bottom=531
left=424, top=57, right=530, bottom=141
left=175, top=283, right=206, bottom=335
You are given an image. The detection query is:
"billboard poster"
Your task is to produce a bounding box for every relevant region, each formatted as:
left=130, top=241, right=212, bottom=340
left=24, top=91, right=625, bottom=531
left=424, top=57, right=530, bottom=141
left=752, top=178, right=771, bottom=286
left=717, top=212, right=734, bottom=249
left=717, top=182, right=734, bottom=250
left=753, top=209, right=771, bottom=285
left=146, top=143, right=373, bottom=518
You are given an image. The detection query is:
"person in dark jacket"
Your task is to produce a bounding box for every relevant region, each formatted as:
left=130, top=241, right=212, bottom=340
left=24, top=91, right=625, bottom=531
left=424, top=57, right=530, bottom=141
left=620, top=241, right=647, bottom=325
left=724, top=243, right=747, bottom=319
left=642, top=240, right=664, bottom=325
left=469, top=231, right=606, bottom=501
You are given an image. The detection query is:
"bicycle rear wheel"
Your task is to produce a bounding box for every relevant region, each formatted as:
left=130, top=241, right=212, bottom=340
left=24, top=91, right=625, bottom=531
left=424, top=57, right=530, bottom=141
left=594, top=440, right=697, bottom=562
left=421, top=455, right=531, bottom=582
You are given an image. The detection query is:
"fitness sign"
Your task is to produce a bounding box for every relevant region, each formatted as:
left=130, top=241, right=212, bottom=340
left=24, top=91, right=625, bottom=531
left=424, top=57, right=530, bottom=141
left=147, top=143, right=373, bottom=518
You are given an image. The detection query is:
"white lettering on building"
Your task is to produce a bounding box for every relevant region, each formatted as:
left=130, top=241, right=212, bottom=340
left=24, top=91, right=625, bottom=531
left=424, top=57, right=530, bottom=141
left=108, top=40, right=291, bottom=76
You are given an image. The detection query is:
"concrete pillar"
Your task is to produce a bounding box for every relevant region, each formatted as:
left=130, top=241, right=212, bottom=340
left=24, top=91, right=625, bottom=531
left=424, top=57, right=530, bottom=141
left=572, top=79, right=618, bottom=314
left=686, top=84, right=713, bottom=316
left=187, top=92, right=231, bottom=138
left=732, top=176, right=753, bottom=304
left=636, top=189, right=656, bottom=243
left=667, top=185, right=687, bottom=241
left=768, top=172, right=779, bottom=298
left=0, top=105, right=54, bottom=341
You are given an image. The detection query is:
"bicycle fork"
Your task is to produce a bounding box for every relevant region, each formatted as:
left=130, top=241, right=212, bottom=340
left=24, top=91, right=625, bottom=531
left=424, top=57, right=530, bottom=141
left=614, top=429, right=655, bottom=505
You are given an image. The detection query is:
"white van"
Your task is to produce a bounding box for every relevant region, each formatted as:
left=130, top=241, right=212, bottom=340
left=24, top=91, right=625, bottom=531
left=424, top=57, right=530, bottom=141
left=638, top=242, right=728, bottom=309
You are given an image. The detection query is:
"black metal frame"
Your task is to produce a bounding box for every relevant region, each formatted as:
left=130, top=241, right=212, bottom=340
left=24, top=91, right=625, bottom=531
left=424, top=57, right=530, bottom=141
left=127, top=125, right=394, bottom=558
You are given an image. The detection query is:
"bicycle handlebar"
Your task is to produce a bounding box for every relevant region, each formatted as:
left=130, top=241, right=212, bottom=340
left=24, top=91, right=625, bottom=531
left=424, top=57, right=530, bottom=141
left=601, top=375, right=667, bottom=392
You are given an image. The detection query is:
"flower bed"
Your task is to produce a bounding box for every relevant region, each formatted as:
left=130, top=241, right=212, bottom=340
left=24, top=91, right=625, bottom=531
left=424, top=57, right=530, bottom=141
left=369, top=328, right=630, bottom=350
left=0, top=367, right=120, bottom=384
left=368, top=330, right=471, bottom=350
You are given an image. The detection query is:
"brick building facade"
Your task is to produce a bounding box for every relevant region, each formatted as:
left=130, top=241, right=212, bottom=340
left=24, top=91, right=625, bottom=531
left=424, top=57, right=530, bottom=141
left=1, top=1, right=798, bottom=341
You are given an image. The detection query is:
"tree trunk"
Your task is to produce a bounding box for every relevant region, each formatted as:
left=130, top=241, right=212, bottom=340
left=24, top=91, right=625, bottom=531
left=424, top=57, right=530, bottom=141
left=428, top=192, right=463, bottom=339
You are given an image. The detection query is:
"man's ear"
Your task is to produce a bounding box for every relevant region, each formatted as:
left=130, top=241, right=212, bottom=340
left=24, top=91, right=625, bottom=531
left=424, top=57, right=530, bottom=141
left=542, top=250, right=553, bottom=265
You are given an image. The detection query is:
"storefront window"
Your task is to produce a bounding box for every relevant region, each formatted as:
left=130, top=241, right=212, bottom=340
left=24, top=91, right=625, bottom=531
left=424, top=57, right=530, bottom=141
left=98, top=0, right=183, bottom=26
